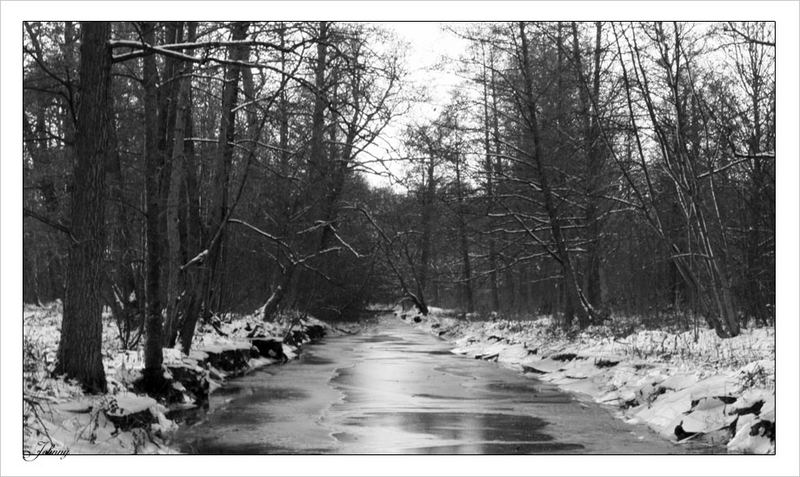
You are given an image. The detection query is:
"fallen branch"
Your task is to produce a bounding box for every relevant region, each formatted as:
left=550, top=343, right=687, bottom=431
left=23, top=208, right=77, bottom=243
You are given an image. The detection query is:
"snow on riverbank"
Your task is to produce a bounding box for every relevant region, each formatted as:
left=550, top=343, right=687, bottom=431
left=23, top=302, right=334, bottom=456
left=401, top=307, right=775, bottom=454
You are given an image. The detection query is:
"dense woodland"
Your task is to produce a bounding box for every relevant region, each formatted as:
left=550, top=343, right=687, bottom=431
left=23, top=21, right=774, bottom=392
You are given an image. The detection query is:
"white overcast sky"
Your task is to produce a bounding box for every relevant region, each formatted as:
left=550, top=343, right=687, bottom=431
left=383, top=22, right=470, bottom=118
left=360, top=22, right=472, bottom=188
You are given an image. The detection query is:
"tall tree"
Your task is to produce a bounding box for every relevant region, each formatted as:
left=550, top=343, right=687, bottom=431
left=182, top=21, right=251, bottom=351
left=571, top=22, right=605, bottom=310
left=477, top=39, right=501, bottom=312
left=164, top=25, right=190, bottom=346
left=141, top=21, right=166, bottom=386
left=307, top=21, right=329, bottom=190
left=453, top=147, right=475, bottom=313
left=517, top=22, right=593, bottom=328
left=54, top=22, right=112, bottom=393
left=725, top=21, right=775, bottom=326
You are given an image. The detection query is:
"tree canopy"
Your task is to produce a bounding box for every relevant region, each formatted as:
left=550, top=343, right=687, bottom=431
left=23, top=21, right=775, bottom=391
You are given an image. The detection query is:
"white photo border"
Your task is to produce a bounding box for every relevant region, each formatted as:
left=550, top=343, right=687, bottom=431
left=2, top=2, right=797, bottom=476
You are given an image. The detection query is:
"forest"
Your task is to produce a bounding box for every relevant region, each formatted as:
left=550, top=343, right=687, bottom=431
left=23, top=21, right=774, bottom=396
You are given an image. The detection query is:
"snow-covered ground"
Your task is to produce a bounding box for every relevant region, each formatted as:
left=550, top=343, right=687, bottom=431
left=22, top=302, right=334, bottom=455
left=24, top=301, right=775, bottom=455
left=402, top=307, right=775, bottom=454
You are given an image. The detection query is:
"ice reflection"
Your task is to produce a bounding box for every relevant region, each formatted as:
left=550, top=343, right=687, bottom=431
left=171, top=317, right=701, bottom=454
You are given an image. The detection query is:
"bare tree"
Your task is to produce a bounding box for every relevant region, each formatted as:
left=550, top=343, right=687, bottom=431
left=141, top=21, right=166, bottom=387
left=55, top=22, right=112, bottom=393
left=517, top=22, right=594, bottom=328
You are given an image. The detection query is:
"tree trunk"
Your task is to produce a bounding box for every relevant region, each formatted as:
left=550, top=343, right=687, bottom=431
left=481, top=44, right=500, bottom=312
left=744, top=51, right=770, bottom=326
left=181, top=21, right=249, bottom=352
left=308, top=21, right=328, bottom=187
left=177, top=22, right=203, bottom=350
left=278, top=23, right=290, bottom=175
left=454, top=151, right=474, bottom=314
left=518, top=22, right=591, bottom=329
left=419, top=151, right=435, bottom=298
left=61, top=22, right=76, bottom=154
left=141, top=22, right=166, bottom=388
left=260, top=23, right=296, bottom=318
left=490, top=52, right=505, bottom=312
left=262, top=265, right=295, bottom=321
left=55, top=21, right=111, bottom=394
left=571, top=22, right=605, bottom=311
left=164, top=62, right=189, bottom=347
left=292, top=21, right=329, bottom=310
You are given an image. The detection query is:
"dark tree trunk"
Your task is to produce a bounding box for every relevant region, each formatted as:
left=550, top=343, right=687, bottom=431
left=262, top=265, right=295, bottom=322
left=61, top=21, right=76, bottom=154
left=481, top=45, right=501, bottom=312
left=278, top=23, right=290, bottom=174
left=181, top=21, right=249, bottom=353
left=164, top=58, right=189, bottom=347
left=318, top=59, right=360, bottom=252
left=454, top=151, right=474, bottom=314
left=293, top=21, right=328, bottom=310
left=518, top=22, right=591, bottom=329
left=572, top=22, right=605, bottom=311
left=308, top=21, right=328, bottom=187
left=141, top=22, right=166, bottom=389
left=55, top=22, right=111, bottom=394
left=177, top=22, right=203, bottom=349
left=744, top=65, right=770, bottom=326
left=419, top=152, right=435, bottom=298
left=490, top=54, right=505, bottom=312
left=156, top=23, right=183, bottom=307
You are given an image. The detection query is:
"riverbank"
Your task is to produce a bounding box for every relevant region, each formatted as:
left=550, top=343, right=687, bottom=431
left=23, top=302, right=335, bottom=455
left=168, top=314, right=695, bottom=454
left=400, top=307, right=775, bottom=454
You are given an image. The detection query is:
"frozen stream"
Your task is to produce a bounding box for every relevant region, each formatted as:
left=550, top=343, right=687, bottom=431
left=171, top=316, right=708, bottom=454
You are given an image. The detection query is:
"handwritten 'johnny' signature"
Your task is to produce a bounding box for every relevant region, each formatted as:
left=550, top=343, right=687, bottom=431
left=23, top=441, right=70, bottom=461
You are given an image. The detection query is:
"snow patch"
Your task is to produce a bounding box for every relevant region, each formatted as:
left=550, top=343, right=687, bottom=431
left=404, top=308, right=775, bottom=454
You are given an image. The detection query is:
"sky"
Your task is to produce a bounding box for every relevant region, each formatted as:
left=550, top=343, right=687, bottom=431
left=384, top=22, right=471, bottom=120
left=359, top=22, right=472, bottom=188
